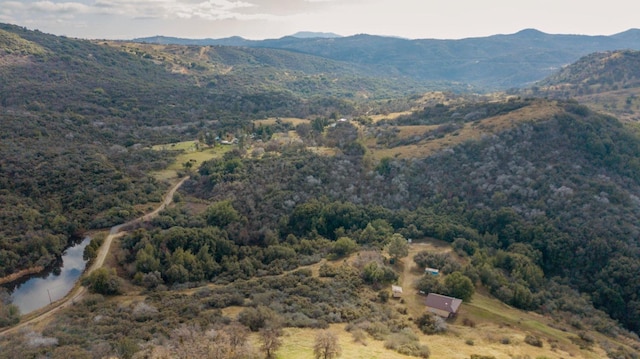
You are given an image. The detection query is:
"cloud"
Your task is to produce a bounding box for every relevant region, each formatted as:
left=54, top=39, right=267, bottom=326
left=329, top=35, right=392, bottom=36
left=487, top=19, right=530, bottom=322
left=30, top=1, right=91, bottom=13
left=0, top=0, right=267, bottom=22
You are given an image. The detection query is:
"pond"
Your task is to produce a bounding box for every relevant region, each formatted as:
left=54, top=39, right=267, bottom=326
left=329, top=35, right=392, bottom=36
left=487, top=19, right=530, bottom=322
left=3, top=237, right=91, bottom=315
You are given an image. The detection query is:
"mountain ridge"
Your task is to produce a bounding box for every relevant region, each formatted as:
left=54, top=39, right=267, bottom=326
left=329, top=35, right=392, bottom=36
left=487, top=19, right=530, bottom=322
left=132, top=28, right=640, bottom=89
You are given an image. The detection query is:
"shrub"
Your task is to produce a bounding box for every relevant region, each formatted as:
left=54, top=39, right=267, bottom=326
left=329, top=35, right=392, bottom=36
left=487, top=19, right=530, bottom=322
left=83, top=268, right=123, bottom=295
left=384, top=329, right=430, bottom=358
left=0, top=303, right=20, bottom=327
left=579, top=331, right=595, bottom=343
left=238, top=306, right=279, bottom=331
left=319, top=263, right=338, bottom=277
left=524, top=334, right=543, bottom=347
left=351, top=328, right=368, bottom=345
left=415, top=313, right=447, bottom=335
left=462, top=318, right=476, bottom=328
left=378, top=290, right=390, bottom=303
left=361, top=261, right=398, bottom=286
left=362, top=321, right=390, bottom=340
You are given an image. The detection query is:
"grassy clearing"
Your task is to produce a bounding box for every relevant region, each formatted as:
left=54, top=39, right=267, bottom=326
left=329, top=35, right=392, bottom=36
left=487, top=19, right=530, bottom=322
left=254, top=117, right=310, bottom=126
left=369, top=111, right=413, bottom=123
left=263, top=324, right=414, bottom=359
left=151, top=140, right=201, bottom=152
left=150, top=140, right=233, bottom=180
left=577, top=88, right=640, bottom=122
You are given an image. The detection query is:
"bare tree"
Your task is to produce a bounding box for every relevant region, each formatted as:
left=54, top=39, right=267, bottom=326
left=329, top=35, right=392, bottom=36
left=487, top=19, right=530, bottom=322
left=259, top=324, right=283, bottom=359
left=226, top=321, right=250, bottom=352
left=314, top=330, right=342, bottom=359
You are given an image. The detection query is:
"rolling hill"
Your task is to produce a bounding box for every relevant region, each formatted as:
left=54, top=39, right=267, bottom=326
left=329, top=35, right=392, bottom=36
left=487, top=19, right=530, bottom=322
left=134, top=28, right=640, bottom=89
left=527, top=50, right=640, bottom=121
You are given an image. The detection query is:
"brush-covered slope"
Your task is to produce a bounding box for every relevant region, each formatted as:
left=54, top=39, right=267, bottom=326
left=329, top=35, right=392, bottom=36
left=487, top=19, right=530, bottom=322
left=0, top=24, right=183, bottom=278
left=104, top=40, right=439, bottom=102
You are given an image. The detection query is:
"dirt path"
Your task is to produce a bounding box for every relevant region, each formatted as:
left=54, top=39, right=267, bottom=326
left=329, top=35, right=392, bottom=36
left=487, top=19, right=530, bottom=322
left=400, top=240, right=452, bottom=318
left=0, top=176, right=189, bottom=336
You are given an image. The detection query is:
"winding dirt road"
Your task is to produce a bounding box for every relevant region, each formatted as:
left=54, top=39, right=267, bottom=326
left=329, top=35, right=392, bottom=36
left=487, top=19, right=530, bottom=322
left=0, top=176, right=189, bottom=336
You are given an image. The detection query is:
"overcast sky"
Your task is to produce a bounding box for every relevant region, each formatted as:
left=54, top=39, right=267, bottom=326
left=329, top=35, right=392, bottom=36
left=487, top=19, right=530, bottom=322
left=0, top=0, right=638, bottom=40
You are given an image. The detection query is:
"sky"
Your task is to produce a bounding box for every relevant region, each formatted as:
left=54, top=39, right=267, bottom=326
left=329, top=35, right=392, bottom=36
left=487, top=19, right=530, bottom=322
left=0, top=0, right=638, bottom=40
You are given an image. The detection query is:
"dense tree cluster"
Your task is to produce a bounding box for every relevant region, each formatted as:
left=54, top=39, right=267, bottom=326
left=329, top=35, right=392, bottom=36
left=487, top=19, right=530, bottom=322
left=177, top=100, right=640, bottom=335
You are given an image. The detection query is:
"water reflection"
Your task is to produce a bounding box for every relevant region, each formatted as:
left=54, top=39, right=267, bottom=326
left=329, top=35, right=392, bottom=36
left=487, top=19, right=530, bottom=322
left=7, top=237, right=91, bottom=314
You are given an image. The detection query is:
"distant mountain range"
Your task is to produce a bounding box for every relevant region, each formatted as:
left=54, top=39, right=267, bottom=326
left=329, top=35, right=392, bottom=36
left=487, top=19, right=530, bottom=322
left=133, top=29, right=640, bottom=89
left=290, top=31, right=342, bottom=39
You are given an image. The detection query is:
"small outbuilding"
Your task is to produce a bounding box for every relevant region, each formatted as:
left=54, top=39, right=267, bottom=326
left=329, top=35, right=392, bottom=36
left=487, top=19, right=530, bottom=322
left=391, top=285, right=403, bottom=298
left=425, top=267, right=440, bottom=276
left=425, top=293, right=462, bottom=318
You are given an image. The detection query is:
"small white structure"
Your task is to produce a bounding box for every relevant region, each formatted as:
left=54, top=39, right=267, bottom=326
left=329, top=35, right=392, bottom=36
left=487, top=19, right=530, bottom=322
left=425, top=267, right=440, bottom=276
left=392, top=285, right=403, bottom=298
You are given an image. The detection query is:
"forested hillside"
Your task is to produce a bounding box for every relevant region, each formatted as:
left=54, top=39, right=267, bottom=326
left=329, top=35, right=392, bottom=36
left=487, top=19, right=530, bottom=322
left=0, top=25, right=176, bottom=277
left=0, top=23, right=421, bottom=279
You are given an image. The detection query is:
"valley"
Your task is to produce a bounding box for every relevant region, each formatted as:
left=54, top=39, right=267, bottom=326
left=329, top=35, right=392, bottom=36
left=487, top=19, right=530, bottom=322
left=1, top=23, right=640, bottom=359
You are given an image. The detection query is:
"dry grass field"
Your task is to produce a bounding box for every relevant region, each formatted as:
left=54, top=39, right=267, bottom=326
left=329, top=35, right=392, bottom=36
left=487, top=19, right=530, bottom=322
left=369, top=100, right=562, bottom=160
left=254, top=117, right=310, bottom=127
left=188, top=237, right=625, bottom=359
left=576, top=88, right=640, bottom=122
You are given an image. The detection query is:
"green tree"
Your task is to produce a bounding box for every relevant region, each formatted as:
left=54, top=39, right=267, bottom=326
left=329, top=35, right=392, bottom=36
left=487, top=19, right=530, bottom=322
left=206, top=200, right=241, bottom=227
left=332, top=236, right=357, bottom=257
left=83, top=268, right=122, bottom=295
left=387, top=233, right=409, bottom=262
left=362, top=262, right=398, bottom=286
left=444, top=271, right=474, bottom=301
left=415, top=274, right=446, bottom=294
left=165, top=264, right=189, bottom=284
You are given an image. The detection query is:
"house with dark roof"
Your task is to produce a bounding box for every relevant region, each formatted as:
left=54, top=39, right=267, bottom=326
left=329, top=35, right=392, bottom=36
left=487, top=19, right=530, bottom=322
left=425, top=293, right=462, bottom=318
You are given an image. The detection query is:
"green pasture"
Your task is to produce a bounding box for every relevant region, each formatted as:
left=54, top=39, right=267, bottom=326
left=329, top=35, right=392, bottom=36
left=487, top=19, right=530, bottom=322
left=150, top=140, right=233, bottom=180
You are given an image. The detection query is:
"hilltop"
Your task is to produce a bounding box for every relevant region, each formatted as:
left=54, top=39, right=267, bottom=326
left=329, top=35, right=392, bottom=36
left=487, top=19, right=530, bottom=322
left=525, top=50, right=640, bottom=121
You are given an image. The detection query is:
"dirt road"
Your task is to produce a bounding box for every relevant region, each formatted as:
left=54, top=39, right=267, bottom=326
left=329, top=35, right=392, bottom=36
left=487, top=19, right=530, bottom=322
left=0, top=176, right=189, bottom=336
